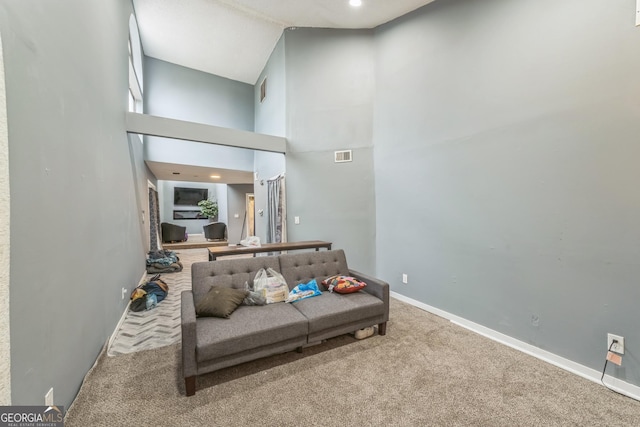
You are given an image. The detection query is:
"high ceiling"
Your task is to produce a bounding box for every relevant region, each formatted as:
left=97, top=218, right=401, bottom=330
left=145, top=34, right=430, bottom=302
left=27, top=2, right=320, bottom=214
left=132, top=0, right=436, bottom=84
left=133, top=0, right=436, bottom=184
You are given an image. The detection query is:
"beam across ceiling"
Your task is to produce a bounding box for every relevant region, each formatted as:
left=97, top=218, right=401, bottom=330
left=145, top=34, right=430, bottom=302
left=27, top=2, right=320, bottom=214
left=125, top=112, right=287, bottom=153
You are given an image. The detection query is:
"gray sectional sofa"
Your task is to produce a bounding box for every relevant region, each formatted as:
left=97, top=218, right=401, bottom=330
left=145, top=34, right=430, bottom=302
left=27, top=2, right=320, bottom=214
left=181, top=249, right=389, bottom=396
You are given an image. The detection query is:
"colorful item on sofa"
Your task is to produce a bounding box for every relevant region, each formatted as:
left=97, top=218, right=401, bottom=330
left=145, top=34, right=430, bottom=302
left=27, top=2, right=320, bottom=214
left=286, top=279, right=322, bottom=303
left=321, top=275, right=367, bottom=294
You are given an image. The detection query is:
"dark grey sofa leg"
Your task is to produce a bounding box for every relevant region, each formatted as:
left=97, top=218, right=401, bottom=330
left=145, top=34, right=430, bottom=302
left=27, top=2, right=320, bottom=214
left=185, top=376, right=196, bottom=396
left=378, top=322, right=387, bottom=336
left=296, top=346, right=303, bottom=353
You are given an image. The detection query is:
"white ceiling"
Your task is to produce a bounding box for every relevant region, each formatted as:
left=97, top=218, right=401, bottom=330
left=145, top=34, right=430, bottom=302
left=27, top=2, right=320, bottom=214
left=146, top=161, right=254, bottom=184
left=133, top=0, right=436, bottom=84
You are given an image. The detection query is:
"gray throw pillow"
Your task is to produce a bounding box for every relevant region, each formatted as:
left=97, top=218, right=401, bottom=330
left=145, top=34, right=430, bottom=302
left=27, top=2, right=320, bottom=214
left=195, top=286, right=249, bottom=318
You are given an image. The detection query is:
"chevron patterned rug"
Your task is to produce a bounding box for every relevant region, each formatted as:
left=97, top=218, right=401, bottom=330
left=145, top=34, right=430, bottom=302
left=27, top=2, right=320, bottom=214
left=107, top=248, right=209, bottom=356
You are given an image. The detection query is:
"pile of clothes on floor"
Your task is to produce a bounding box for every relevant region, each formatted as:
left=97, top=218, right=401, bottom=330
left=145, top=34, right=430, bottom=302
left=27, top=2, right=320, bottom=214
left=146, top=249, right=183, bottom=273
left=130, top=274, right=169, bottom=312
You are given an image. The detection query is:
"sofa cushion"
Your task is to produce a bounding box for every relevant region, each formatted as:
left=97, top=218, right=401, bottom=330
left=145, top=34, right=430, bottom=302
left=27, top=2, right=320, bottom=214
left=291, top=291, right=384, bottom=334
left=195, top=286, right=248, bottom=318
left=191, top=256, right=281, bottom=306
left=279, top=250, right=349, bottom=290
left=196, top=303, right=308, bottom=362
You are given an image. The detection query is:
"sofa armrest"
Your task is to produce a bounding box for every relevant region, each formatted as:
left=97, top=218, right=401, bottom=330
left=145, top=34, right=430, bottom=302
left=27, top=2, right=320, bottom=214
left=349, top=269, right=389, bottom=322
left=181, top=290, right=197, bottom=378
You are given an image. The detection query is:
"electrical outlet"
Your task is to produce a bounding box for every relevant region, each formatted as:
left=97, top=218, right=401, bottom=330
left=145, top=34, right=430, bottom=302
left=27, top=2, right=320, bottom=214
left=45, top=387, right=54, bottom=406
left=121, top=287, right=128, bottom=300
left=402, top=274, right=408, bottom=284
left=607, top=333, right=624, bottom=354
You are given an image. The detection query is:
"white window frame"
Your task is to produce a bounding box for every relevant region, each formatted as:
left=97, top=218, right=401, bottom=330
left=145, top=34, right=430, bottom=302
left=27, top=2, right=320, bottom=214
left=128, top=14, right=143, bottom=115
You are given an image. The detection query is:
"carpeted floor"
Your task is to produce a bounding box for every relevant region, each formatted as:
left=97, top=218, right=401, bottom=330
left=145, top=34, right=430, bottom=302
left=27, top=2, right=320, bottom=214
left=67, top=299, right=639, bottom=426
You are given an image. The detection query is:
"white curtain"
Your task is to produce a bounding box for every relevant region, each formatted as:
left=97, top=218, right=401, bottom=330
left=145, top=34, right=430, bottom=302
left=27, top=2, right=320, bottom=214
left=266, top=174, right=286, bottom=243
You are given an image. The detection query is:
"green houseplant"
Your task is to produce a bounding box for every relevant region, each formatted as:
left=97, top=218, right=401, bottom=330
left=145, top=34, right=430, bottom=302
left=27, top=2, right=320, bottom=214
left=197, top=199, right=218, bottom=221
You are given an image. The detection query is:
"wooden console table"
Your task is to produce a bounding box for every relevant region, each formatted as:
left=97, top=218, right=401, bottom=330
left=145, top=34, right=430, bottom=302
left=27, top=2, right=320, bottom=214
left=207, top=240, right=332, bottom=261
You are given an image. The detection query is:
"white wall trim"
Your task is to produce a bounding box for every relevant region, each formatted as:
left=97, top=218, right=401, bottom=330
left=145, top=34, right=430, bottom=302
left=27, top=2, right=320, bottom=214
left=0, top=31, right=12, bottom=406
left=390, top=291, right=640, bottom=402
left=106, top=271, right=146, bottom=353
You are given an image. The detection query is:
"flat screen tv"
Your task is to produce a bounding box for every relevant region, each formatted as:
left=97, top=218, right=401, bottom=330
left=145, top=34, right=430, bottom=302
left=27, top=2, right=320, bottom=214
left=174, top=187, right=208, bottom=206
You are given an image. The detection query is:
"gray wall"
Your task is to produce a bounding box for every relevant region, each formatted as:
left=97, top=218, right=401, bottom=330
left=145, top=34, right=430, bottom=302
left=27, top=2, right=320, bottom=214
left=158, top=181, right=226, bottom=235
left=283, top=28, right=376, bottom=273
left=254, top=35, right=286, bottom=138
left=374, top=0, right=640, bottom=386
left=144, top=137, right=255, bottom=171
left=227, top=184, right=255, bottom=244
left=144, top=56, right=254, bottom=131
left=128, top=134, right=157, bottom=252
left=0, top=0, right=148, bottom=407
left=0, top=28, right=10, bottom=405
left=253, top=35, right=287, bottom=244
left=143, top=56, right=257, bottom=183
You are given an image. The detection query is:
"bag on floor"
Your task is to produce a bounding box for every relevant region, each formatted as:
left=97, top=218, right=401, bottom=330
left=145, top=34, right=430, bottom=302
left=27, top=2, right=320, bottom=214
left=129, top=275, right=169, bottom=311
left=254, top=268, right=289, bottom=304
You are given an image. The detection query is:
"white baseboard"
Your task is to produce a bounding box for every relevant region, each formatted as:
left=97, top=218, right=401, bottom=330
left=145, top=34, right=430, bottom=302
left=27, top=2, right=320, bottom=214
left=106, top=271, right=145, bottom=352
left=390, top=291, right=640, bottom=402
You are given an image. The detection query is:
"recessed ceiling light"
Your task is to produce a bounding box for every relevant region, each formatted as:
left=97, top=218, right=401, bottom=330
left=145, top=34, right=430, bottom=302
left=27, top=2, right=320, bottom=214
left=349, top=0, right=362, bottom=7
left=172, top=172, right=180, bottom=175
left=210, top=175, right=221, bottom=179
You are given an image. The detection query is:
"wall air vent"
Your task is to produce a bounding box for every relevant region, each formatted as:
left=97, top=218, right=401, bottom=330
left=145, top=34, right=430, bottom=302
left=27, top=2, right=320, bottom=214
left=334, top=150, right=352, bottom=163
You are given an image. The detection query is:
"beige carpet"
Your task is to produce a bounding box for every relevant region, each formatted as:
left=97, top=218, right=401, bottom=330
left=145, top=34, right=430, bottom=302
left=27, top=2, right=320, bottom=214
left=67, top=299, right=639, bottom=426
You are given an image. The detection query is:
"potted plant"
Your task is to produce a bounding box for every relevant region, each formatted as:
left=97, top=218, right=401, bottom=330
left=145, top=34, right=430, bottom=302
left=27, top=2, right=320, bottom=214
left=197, top=199, right=218, bottom=221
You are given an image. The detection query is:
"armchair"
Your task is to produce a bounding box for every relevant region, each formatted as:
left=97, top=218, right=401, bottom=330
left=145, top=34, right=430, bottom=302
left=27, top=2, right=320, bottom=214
left=203, top=222, right=227, bottom=241
left=161, top=222, right=187, bottom=243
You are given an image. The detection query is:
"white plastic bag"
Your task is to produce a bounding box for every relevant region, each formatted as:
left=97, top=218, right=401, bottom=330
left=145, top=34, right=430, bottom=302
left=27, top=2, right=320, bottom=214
left=240, top=236, right=261, bottom=247
left=254, top=268, right=289, bottom=304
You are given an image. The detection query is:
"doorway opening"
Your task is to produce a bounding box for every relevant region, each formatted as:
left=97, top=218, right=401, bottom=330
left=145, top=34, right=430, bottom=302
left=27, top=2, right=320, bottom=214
left=246, top=193, right=255, bottom=238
